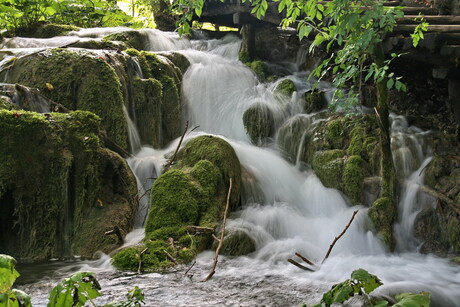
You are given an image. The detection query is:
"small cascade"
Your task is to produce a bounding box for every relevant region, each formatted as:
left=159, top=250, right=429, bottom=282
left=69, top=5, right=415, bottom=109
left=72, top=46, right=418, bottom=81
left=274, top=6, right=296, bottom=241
left=390, top=114, right=435, bottom=252
left=0, top=83, right=51, bottom=113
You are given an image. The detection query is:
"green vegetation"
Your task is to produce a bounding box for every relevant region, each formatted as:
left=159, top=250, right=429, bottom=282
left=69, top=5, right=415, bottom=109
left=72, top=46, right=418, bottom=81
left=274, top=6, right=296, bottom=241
left=0, top=110, right=138, bottom=260
left=308, top=268, right=430, bottom=307
left=274, top=79, right=296, bottom=98
left=113, top=135, right=243, bottom=272
left=0, top=0, right=134, bottom=34
left=242, top=102, right=275, bottom=145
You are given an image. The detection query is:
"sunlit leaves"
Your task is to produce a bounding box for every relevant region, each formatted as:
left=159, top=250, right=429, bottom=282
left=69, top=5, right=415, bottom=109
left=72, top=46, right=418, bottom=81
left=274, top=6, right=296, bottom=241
left=0, top=254, right=19, bottom=294
left=47, top=272, right=101, bottom=307
left=394, top=292, right=431, bottom=307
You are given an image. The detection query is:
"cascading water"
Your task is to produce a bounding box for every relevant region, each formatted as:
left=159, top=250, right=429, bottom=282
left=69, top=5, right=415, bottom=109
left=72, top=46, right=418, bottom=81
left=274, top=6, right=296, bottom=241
left=6, top=29, right=460, bottom=306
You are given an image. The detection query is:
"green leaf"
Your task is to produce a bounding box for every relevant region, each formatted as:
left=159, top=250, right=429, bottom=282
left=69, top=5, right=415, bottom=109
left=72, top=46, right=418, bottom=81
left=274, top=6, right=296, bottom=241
left=393, top=292, right=430, bottom=307
left=47, top=272, right=101, bottom=307
left=386, top=78, right=394, bottom=90
left=322, top=280, right=354, bottom=305
left=0, top=255, right=20, bottom=294
left=11, top=289, right=32, bottom=307
left=373, top=300, right=389, bottom=307
left=350, top=269, right=383, bottom=294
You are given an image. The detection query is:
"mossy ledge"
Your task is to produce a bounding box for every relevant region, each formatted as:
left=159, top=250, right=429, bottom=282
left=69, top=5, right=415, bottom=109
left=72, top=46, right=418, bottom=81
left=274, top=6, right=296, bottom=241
left=0, top=110, right=138, bottom=261
left=113, top=135, right=243, bottom=272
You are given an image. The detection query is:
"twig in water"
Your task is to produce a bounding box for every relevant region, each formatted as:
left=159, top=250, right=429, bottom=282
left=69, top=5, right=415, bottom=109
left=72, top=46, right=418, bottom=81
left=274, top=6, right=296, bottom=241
left=164, top=121, right=189, bottom=169
left=137, top=248, right=148, bottom=274
left=322, top=210, right=359, bottom=264
left=202, top=178, right=232, bottom=282
left=288, top=259, right=315, bottom=271
left=184, top=260, right=196, bottom=277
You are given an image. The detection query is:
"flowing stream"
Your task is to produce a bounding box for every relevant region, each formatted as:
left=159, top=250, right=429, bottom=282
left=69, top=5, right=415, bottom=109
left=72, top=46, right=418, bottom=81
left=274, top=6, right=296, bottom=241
left=4, top=29, right=460, bottom=306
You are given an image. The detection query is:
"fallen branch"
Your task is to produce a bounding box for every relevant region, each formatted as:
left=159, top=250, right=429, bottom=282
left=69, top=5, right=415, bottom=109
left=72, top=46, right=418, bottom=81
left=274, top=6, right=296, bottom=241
left=137, top=248, right=148, bottom=274
left=184, top=260, right=196, bottom=277
left=295, top=252, right=315, bottom=266
left=202, top=178, right=232, bottom=282
left=322, top=210, right=359, bottom=264
left=420, top=185, right=460, bottom=214
left=164, top=121, right=189, bottom=170
left=186, top=226, right=215, bottom=235
left=104, top=226, right=123, bottom=244
left=288, top=259, right=315, bottom=271
left=164, top=250, right=179, bottom=265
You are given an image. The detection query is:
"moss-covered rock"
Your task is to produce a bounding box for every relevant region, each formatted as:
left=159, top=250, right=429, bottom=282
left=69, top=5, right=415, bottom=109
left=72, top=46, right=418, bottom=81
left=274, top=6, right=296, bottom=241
left=311, top=150, right=345, bottom=190
left=368, top=197, right=396, bottom=250
left=157, top=52, right=191, bottom=75
left=277, top=115, right=312, bottom=164
left=274, top=79, right=296, bottom=98
left=304, top=89, right=327, bottom=113
left=242, top=102, right=275, bottom=145
left=343, top=155, right=365, bottom=205
left=114, top=136, right=242, bottom=272
left=32, top=23, right=80, bottom=38
left=324, top=118, right=344, bottom=149
left=246, top=60, right=267, bottom=81
left=220, top=229, right=256, bottom=256
left=0, top=110, right=138, bottom=260
left=176, top=135, right=242, bottom=209
left=2, top=48, right=129, bottom=149
left=0, top=96, right=15, bottom=110
left=103, top=31, right=147, bottom=50
left=145, top=169, right=200, bottom=232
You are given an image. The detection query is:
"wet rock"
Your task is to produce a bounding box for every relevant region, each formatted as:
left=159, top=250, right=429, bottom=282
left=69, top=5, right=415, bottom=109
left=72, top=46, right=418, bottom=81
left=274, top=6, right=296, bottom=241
left=311, top=149, right=345, bottom=190
left=220, top=229, right=256, bottom=256
left=114, top=136, right=243, bottom=272
left=368, top=197, right=396, bottom=250
left=0, top=110, right=138, bottom=260
left=277, top=115, right=312, bottom=164
left=274, top=79, right=296, bottom=99
left=104, top=30, right=147, bottom=50
left=243, top=102, right=275, bottom=145
left=361, top=177, right=382, bottom=206
left=303, top=89, right=327, bottom=113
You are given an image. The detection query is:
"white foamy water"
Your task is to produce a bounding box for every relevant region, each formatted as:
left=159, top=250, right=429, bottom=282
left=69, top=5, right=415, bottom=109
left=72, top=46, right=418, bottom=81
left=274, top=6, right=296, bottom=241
left=8, top=28, right=459, bottom=307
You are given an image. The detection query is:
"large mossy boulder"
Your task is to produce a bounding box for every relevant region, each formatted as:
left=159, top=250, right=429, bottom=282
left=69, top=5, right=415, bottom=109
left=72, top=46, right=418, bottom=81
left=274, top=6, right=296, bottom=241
left=113, top=135, right=243, bottom=272
left=274, top=79, right=296, bottom=99
left=220, top=229, right=256, bottom=256
left=1, top=48, right=129, bottom=149
left=368, top=197, right=396, bottom=250
left=413, top=155, right=460, bottom=255
left=277, top=115, right=313, bottom=164
left=103, top=31, right=147, bottom=50
left=304, top=89, right=327, bottom=113
left=0, top=110, right=138, bottom=260
left=243, top=102, right=275, bottom=145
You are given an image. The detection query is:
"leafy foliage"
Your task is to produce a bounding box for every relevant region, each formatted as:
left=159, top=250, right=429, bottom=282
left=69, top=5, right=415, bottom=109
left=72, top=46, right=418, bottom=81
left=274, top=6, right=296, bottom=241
left=308, top=269, right=430, bottom=307
left=0, top=0, right=133, bottom=31
left=47, top=272, right=101, bottom=307
left=0, top=254, right=32, bottom=307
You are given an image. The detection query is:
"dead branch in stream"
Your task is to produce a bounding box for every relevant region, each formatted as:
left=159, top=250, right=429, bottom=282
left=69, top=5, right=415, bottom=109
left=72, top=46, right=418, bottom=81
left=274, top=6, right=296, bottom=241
left=164, top=121, right=189, bottom=170
left=420, top=185, right=460, bottom=214
left=295, top=252, right=315, bottom=266
left=202, top=178, right=232, bottom=282
left=137, top=248, right=148, bottom=274
left=287, top=259, right=315, bottom=271
left=104, top=226, right=123, bottom=244
left=322, top=210, right=359, bottom=264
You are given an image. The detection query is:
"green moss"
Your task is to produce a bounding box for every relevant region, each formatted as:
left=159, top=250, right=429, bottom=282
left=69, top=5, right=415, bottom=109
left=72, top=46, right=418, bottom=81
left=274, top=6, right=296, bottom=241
left=275, top=79, right=296, bottom=98
left=304, top=90, right=327, bottom=113
left=146, top=169, right=200, bottom=232
left=311, top=150, right=345, bottom=190
left=32, top=23, right=80, bottom=38
left=132, top=78, right=162, bottom=147
left=145, top=226, right=188, bottom=241
left=242, top=102, right=275, bottom=145
left=190, top=160, right=221, bottom=196
left=220, top=229, right=256, bottom=256
left=277, top=116, right=312, bottom=164
left=159, top=76, right=181, bottom=145
left=246, top=60, right=267, bottom=81
left=112, top=246, right=142, bottom=271
left=0, top=96, right=14, bottom=110
left=177, top=135, right=241, bottom=209
left=158, top=52, right=191, bottom=75
left=239, top=51, right=251, bottom=63
left=325, top=118, right=344, bottom=149
left=447, top=216, right=460, bottom=253
left=103, top=31, right=146, bottom=50
left=0, top=110, right=137, bottom=260
left=368, top=197, right=396, bottom=250
left=452, top=257, right=460, bottom=265
left=4, top=48, right=128, bottom=149
left=343, top=155, right=365, bottom=204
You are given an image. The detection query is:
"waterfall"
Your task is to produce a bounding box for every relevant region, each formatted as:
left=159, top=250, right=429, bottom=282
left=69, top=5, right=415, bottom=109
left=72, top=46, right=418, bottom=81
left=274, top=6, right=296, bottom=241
left=4, top=28, right=459, bottom=307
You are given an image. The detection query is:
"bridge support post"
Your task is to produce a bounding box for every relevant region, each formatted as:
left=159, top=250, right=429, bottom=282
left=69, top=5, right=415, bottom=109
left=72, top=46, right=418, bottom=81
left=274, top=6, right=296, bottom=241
left=239, top=24, right=255, bottom=61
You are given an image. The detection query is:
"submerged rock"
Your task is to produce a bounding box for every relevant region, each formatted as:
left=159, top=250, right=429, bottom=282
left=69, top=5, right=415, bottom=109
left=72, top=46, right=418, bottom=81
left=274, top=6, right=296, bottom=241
left=0, top=110, right=138, bottom=260
left=243, top=102, right=275, bottom=145
left=303, top=89, right=327, bottom=113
